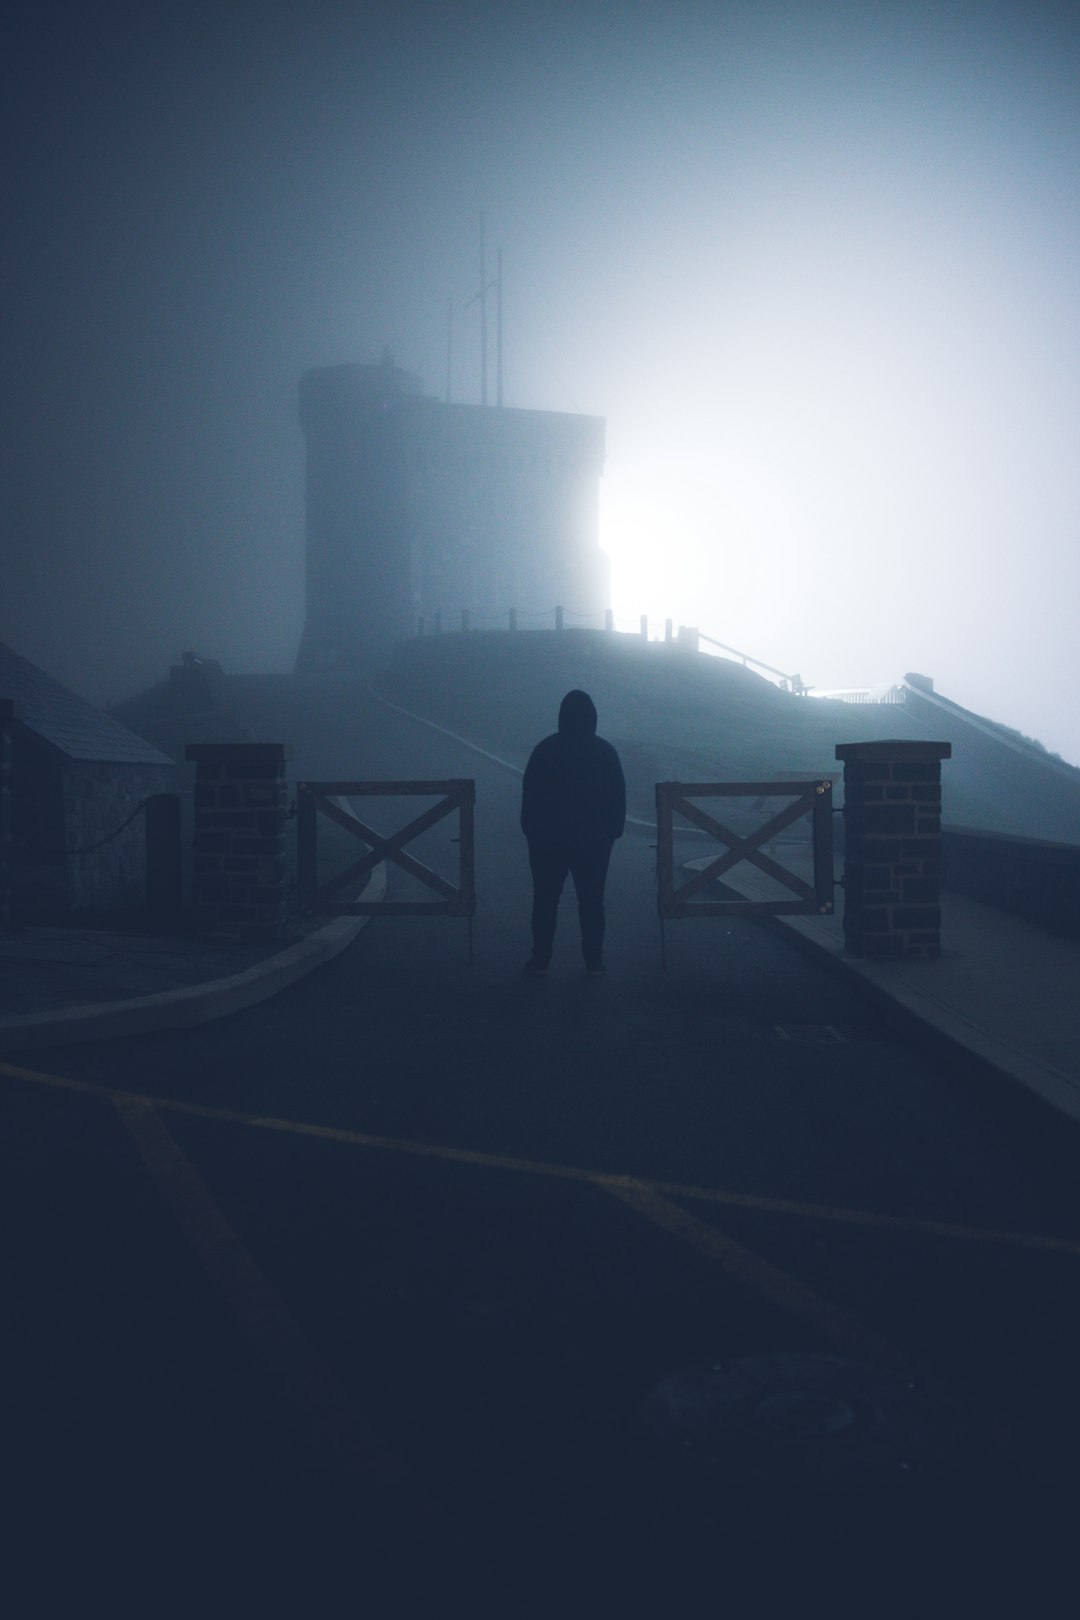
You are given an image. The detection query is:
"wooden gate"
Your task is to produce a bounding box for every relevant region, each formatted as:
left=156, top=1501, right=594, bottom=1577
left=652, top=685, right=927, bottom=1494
left=656, top=779, right=835, bottom=935
left=297, top=779, right=476, bottom=927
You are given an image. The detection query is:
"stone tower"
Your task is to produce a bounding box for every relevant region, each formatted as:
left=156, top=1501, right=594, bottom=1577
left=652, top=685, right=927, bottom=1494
left=295, top=354, right=607, bottom=671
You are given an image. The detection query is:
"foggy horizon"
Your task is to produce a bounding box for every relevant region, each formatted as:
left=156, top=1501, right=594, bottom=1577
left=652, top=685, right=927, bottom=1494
left=4, top=1, right=1079, bottom=762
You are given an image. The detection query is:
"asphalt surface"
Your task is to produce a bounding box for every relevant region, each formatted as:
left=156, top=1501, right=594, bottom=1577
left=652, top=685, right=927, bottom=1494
left=5, top=694, right=1080, bottom=1618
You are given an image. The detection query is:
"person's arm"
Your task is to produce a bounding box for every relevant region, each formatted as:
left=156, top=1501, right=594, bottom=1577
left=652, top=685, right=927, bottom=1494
left=606, top=745, right=626, bottom=841
left=521, top=749, right=536, bottom=836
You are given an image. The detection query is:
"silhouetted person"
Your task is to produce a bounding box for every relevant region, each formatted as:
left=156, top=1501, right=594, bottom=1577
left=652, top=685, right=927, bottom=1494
left=521, top=689, right=626, bottom=975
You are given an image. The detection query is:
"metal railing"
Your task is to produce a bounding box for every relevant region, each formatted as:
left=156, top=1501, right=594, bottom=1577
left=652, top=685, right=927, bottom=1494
left=413, top=607, right=806, bottom=672
left=810, top=685, right=906, bottom=705
left=695, top=633, right=805, bottom=691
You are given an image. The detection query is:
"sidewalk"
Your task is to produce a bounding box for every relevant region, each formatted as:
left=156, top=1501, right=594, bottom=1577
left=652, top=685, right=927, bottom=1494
left=689, top=854, right=1080, bottom=1129
left=0, top=865, right=386, bottom=1051
left=779, top=892, right=1080, bottom=1126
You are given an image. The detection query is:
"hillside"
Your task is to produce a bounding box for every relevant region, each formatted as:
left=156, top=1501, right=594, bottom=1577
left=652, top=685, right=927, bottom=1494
left=379, top=631, right=1079, bottom=840
left=113, top=631, right=1080, bottom=843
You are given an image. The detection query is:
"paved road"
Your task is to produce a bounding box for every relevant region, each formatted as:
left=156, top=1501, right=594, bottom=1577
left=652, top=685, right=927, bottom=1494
left=5, top=695, right=1080, bottom=1616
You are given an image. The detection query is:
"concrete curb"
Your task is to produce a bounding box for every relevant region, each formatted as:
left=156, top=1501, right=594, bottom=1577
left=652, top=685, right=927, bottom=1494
left=683, top=843, right=1080, bottom=1125
left=765, top=909, right=1080, bottom=1127
left=0, top=865, right=387, bottom=1052
left=678, top=839, right=1080, bottom=1125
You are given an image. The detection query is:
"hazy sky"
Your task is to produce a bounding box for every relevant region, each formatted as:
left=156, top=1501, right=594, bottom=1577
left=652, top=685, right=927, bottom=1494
left=4, top=1, right=1079, bottom=760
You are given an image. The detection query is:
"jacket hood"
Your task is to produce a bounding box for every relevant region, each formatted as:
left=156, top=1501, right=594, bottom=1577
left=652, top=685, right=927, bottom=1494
left=558, top=689, right=598, bottom=736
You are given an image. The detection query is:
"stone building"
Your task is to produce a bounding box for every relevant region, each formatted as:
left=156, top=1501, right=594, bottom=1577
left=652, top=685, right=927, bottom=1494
left=295, top=354, right=607, bottom=671
left=0, top=642, right=175, bottom=919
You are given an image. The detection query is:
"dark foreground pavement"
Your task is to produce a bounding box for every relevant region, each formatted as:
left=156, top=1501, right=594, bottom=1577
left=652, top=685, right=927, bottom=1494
left=4, top=694, right=1080, bottom=1618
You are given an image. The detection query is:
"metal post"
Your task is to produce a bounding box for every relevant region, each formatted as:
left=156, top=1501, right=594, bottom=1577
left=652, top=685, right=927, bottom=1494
left=655, top=785, right=671, bottom=970
left=812, top=780, right=835, bottom=914
left=479, top=212, right=488, bottom=407
left=446, top=296, right=452, bottom=405
left=297, top=783, right=317, bottom=916
left=458, top=779, right=476, bottom=919
left=0, top=700, right=13, bottom=929
left=145, top=793, right=182, bottom=923
left=496, top=245, right=503, bottom=409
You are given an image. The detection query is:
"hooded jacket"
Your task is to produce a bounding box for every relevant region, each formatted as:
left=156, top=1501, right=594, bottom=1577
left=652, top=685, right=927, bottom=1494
left=520, top=690, right=626, bottom=848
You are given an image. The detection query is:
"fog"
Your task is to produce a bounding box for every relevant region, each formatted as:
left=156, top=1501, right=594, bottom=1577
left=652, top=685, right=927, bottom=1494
left=4, top=1, right=1078, bottom=761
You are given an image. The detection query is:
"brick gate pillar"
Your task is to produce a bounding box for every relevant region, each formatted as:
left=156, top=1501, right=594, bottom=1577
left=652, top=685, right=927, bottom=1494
left=185, top=743, right=291, bottom=940
left=835, top=739, right=951, bottom=959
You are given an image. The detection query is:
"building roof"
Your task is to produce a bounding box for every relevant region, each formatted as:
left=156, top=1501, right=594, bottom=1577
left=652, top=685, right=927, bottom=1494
left=0, top=642, right=173, bottom=765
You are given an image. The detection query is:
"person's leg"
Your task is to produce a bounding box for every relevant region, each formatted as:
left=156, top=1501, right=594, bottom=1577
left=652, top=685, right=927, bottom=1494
left=569, top=842, right=612, bottom=968
left=528, top=842, right=570, bottom=966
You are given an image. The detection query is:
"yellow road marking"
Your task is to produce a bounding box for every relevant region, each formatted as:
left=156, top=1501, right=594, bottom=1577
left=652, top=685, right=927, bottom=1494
left=112, top=1092, right=524, bottom=1615
left=603, top=1180, right=913, bottom=1376
left=3, top=1056, right=1078, bottom=1256
left=114, top=1093, right=363, bottom=1460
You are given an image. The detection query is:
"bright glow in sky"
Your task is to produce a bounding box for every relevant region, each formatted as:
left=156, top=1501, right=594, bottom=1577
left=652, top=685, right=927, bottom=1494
left=3, top=1, right=1079, bottom=760
left=594, top=130, right=1080, bottom=733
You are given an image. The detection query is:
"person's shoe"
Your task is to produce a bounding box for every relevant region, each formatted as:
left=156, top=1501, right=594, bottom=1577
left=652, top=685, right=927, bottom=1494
left=523, top=958, right=548, bottom=976
left=584, top=962, right=606, bottom=976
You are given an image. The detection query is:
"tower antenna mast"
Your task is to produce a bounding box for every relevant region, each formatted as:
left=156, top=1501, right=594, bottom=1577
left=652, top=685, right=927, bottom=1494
left=496, top=246, right=504, bottom=408
left=465, top=212, right=496, bottom=406
left=479, top=212, right=488, bottom=406
left=446, top=296, right=453, bottom=404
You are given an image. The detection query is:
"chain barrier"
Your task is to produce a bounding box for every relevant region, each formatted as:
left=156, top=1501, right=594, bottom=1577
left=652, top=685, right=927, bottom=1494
left=466, top=609, right=509, bottom=626
left=13, top=798, right=151, bottom=859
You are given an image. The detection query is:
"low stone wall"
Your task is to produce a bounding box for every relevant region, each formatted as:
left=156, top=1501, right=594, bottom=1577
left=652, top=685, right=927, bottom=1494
left=7, top=726, right=174, bottom=918
left=943, top=827, right=1080, bottom=938
left=186, top=743, right=290, bottom=939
